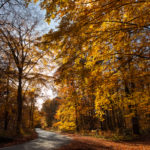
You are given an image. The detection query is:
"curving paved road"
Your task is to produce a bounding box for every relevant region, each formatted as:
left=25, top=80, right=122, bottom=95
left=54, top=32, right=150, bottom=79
left=0, top=128, right=72, bottom=150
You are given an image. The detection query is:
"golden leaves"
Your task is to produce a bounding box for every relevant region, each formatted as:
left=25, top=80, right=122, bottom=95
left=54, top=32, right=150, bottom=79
left=38, top=0, right=150, bottom=131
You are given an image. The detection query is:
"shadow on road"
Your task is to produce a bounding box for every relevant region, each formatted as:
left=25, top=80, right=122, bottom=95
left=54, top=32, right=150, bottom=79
left=24, top=128, right=71, bottom=150
left=0, top=128, right=72, bottom=150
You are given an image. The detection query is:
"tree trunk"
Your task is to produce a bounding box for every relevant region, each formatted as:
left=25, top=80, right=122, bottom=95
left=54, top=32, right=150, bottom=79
left=74, top=99, right=79, bottom=132
left=106, top=110, right=113, bottom=131
left=89, top=95, right=96, bottom=130
left=132, top=110, right=140, bottom=135
left=4, top=111, right=8, bottom=130
left=4, top=75, right=9, bottom=130
left=31, top=100, right=34, bottom=128
left=112, top=106, right=117, bottom=130
left=16, top=70, right=23, bottom=134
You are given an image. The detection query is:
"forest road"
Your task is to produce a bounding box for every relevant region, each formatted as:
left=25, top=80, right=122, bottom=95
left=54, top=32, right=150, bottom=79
left=0, top=128, right=72, bottom=150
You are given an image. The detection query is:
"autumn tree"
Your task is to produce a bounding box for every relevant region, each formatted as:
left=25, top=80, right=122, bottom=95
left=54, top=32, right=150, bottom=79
left=37, top=0, right=150, bottom=135
left=0, top=2, right=49, bottom=133
left=42, top=97, right=60, bottom=128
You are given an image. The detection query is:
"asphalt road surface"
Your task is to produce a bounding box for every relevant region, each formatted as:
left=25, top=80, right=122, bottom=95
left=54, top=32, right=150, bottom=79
left=0, top=128, right=72, bottom=150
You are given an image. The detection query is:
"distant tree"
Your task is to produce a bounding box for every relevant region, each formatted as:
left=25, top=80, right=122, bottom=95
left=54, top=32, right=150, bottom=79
left=42, top=97, right=60, bottom=128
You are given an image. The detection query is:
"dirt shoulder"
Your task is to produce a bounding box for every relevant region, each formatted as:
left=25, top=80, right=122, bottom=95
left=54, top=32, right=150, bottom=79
left=57, top=134, right=150, bottom=150
left=0, top=131, right=38, bottom=148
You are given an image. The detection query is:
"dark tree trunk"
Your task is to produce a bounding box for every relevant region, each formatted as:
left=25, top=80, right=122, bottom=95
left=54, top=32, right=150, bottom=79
left=100, top=108, right=107, bottom=131
left=29, top=99, right=34, bottom=128
left=16, top=70, right=23, bottom=134
left=106, top=110, right=113, bottom=131
left=100, top=121, right=104, bottom=130
left=90, top=95, right=96, bottom=130
left=112, top=106, right=117, bottom=130
left=74, top=100, right=79, bottom=132
left=132, top=110, right=140, bottom=135
left=101, top=118, right=107, bottom=130
left=117, top=108, right=125, bottom=129
left=4, top=74, right=9, bottom=131
left=125, top=81, right=140, bottom=135
left=4, top=111, right=8, bottom=130
left=31, top=101, right=34, bottom=128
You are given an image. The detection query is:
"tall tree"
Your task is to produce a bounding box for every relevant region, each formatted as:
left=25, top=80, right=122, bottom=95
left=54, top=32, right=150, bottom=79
left=38, top=0, right=150, bottom=134
left=0, top=3, right=46, bottom=133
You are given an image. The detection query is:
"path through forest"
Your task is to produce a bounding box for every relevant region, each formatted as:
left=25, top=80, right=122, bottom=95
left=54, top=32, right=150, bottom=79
left=0, top=128, right=150, bottom=150
left=0, top=128, right=71, bottom=150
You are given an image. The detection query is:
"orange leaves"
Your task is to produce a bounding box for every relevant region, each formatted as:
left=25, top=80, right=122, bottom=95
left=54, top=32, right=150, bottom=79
left=37, top=0, right=150, bottom=133
left=54, top=99, right=76, bottom=131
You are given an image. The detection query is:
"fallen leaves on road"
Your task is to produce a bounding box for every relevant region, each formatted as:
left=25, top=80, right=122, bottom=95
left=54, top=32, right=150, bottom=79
left=58, top=135, right=150, bottom=150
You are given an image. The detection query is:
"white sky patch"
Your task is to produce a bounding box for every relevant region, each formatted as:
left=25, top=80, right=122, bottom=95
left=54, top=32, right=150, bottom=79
left=28, top=2, right=59, bottom=109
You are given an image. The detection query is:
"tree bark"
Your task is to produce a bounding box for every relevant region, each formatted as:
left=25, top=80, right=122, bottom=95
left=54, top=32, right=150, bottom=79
left=132, top=110, right=140, bottom=135
left=74, top=99, right=79, bottom=132
left=4, top=111, right=9, bottom=130
left=4, top=71, right=10, bottom=131
left=16, top=70, right=23, bottom=134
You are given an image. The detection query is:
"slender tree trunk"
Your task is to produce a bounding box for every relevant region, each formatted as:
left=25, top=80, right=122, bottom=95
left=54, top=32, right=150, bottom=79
left=31, top=107, right=34, bottom=129
left=106, top=110, right=113, bottom=131
left=132, top=109, right=140, bottom=135
left=124, top=79, right=140, bottom=135
left=112, top=106, right=116, bottom=131
left=4, top=75, right=9, bottom=130
left=31, top=100, right=35, bottom=128
left=100, top=108, right=107, bottom=131
left=16, top=70, right=23, bottom=134
left=71, top=80, right=80, bottom=132
left=29, top=105, right=32, bottom=128
left=29, top=98, right=33, bottom=128
left=89, top=95, right=96, bottom=130
left=74, top=99, right=79, bottom=132
left=130, top=81, right=140, bottom=135
left=4, top=111, right=9, bottom=130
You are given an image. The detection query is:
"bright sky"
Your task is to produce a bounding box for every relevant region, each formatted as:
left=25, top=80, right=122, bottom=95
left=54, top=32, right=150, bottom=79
left=29, top=2, right=59, bottom=109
